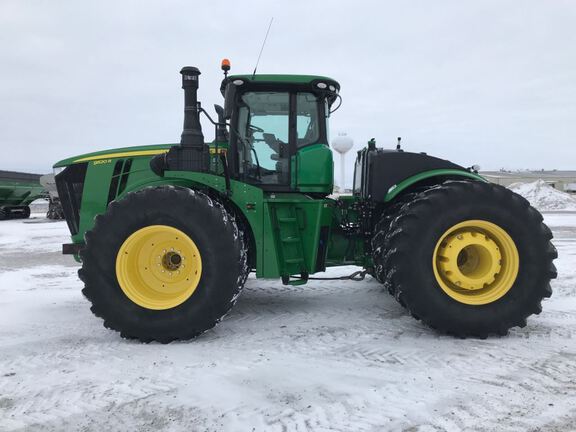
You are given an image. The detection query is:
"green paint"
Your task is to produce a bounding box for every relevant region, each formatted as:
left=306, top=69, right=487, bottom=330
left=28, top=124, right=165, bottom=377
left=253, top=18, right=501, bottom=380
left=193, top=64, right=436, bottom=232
left=55, top=140, right=231, bottom=168
left=54, top=143, right=174, bottom=167
left=384, top=169, right=486, bottom=202
left=264, top=194, right=333, bottom=277
left=325, top=195, right=367, bottom=267
left=0, top=179, right=44, bottom=207
left=295, top=144, right=333, bottom=193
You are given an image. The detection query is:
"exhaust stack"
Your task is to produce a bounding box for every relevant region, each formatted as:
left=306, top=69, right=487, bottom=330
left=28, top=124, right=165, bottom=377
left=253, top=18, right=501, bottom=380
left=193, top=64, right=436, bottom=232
left=150, top=66, right=209, bottom=176
left=180, top=67, right=204, bottom=147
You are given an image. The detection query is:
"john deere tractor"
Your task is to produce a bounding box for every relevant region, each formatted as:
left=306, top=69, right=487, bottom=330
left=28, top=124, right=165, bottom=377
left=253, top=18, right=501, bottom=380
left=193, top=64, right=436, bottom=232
left=54, top=62, right=557, bottom=342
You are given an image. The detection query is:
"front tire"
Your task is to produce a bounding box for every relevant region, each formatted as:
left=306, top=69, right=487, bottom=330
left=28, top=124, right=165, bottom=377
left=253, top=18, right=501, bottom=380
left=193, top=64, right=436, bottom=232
left=80, top=186, right=248, bottom=343
left=379, top=180, right=557, bottom=337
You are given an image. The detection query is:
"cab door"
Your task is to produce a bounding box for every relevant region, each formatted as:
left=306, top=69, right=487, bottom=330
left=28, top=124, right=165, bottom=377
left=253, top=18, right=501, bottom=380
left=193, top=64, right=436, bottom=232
left=236, top=91, right=292, bottom=188
left=234, top=90, right=332, bottom=194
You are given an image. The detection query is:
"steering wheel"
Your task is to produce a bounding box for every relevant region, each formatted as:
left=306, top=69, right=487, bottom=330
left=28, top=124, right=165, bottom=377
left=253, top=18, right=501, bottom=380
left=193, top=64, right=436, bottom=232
left=249, top=125, right=264, bottom=133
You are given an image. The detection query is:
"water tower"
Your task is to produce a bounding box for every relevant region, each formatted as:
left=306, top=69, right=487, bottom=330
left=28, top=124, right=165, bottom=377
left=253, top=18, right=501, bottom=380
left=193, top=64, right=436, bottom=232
left=331, top=133, right=354, bottom=192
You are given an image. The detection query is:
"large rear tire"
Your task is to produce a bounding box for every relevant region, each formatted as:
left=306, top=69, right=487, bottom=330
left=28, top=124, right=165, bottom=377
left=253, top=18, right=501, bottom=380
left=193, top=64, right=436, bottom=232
left=80, top=186, right=248, bottom=343
left=372, top=190, right=424, bottom=286
left=378, top=180, right=557, bottom=337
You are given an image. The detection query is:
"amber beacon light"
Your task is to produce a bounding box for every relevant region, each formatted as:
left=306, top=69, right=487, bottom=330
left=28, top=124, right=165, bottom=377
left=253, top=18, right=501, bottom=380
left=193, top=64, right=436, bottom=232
left=221, top=58, right=231, bottom=77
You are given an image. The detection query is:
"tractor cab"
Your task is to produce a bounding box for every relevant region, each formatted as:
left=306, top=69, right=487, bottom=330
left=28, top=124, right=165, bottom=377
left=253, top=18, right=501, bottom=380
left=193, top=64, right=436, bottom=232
left=220, top=73, right=341, bottom=193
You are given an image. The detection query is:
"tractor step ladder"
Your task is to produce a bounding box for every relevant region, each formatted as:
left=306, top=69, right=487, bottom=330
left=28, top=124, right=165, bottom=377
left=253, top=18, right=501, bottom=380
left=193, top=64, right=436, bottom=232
left=273, top=205, right=309, bottom=285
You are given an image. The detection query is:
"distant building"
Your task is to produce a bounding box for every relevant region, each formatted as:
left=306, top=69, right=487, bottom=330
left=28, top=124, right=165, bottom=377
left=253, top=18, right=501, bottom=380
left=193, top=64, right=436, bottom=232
left=481, top=170, right=576, bottom=194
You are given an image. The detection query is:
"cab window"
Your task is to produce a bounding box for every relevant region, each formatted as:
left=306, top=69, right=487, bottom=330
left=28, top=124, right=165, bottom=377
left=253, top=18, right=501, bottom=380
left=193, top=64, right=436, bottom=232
left=235, top=91, right=322, bottom=185
left=296, top=92, right=320, bottom=148
left=237, top=92, right=290, bottom=184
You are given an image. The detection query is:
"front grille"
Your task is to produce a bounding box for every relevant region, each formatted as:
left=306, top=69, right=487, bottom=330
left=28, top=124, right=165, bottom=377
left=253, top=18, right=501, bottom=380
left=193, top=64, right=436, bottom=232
left=106, top=158, right=132, bottom=205
left=55, top=163, right=88, bottom=235
left=106, top=160, right=124, bottom=205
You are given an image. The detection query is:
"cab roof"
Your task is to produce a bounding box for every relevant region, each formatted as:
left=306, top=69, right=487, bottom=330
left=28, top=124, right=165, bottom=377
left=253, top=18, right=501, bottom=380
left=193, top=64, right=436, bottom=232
left=227, top=74, right=339, bottom=86
left=220, top=74, right=340, bottom=97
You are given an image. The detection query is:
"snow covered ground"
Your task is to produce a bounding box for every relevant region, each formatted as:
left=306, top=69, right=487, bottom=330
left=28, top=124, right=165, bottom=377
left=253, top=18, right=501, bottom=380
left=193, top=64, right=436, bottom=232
left=0, top=212, right=575, bottom=432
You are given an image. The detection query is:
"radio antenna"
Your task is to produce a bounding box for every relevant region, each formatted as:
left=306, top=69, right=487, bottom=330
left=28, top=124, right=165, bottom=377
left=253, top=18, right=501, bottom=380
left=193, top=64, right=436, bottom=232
left=252, top=17, right=274, bottom=78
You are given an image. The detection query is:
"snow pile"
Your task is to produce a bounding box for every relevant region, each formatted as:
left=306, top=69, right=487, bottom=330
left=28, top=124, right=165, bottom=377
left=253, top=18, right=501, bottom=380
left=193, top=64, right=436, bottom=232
left=509, top=179, right=576, bottom=211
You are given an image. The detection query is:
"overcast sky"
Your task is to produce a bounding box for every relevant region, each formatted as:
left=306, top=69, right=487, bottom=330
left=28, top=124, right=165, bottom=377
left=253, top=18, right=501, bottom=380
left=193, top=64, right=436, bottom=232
left=1, top=0, right=575, bottom=180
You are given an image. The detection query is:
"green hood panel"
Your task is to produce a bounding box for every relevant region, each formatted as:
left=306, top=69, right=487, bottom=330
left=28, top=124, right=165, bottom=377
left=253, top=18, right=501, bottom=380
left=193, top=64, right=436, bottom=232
left=53, top=143, right=175, bottom=168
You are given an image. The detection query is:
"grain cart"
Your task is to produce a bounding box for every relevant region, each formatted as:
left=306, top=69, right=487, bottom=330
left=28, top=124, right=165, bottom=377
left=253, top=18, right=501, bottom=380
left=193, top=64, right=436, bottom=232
left=0, top=170, right=45, bottom=219
left=40, top=174, right=65, bottom=220
left=54, top=63, right=557, bottom=342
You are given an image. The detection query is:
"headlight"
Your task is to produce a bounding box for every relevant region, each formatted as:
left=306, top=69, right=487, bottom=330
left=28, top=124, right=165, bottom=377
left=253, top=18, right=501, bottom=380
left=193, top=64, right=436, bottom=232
left=53, top=166, right=66, bottom=175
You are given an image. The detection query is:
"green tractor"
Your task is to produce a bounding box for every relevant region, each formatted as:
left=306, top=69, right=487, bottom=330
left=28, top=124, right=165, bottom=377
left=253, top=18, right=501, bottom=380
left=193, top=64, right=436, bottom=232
left=54, top=62, right=557, bottom=342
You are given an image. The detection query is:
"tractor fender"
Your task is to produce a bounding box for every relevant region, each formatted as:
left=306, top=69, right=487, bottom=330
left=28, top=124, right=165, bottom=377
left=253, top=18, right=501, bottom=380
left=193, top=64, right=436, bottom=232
left=120, top=176, right=252, bottom=228
left=355, top=148, right=485, bottom=202
left=384, top=169, right=486, bottom=202
left=118, top=177, right=198, bottom=199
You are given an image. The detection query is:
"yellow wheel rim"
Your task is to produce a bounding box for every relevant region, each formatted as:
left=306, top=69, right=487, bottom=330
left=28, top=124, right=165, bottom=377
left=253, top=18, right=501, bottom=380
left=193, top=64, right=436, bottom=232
left=115, top=225, right=202, bottom=310
left=432, top=220, right=519, bottom=305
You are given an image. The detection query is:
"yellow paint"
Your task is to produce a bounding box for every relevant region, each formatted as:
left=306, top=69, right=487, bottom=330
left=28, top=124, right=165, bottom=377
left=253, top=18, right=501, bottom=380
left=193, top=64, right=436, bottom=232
left=115, top=225, right=202, bottom=310
left=75, top=149, right=168, bottom=163
left=209, top=148, right=227, bottom=155
left=432, top=220, right=519, bottom=305
left=75, top=147, right=226, bottom=163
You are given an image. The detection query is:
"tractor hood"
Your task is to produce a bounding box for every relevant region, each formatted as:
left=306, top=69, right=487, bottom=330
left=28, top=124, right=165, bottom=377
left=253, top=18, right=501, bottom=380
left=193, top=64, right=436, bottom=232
left=53, top=144, right=174, bottom=168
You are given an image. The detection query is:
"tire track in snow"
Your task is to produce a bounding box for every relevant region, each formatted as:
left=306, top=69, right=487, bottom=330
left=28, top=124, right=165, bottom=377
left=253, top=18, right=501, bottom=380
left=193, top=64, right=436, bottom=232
left=1, top=214, right=575, bottom=431
left=414, top=350, right=576, bottom=432
left=0, top=337, right=174, bottom=428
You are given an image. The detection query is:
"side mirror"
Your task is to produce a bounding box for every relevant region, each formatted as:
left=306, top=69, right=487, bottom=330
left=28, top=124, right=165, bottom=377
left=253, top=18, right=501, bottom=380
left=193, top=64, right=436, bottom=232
left=214, top=104, right=225, bottom=124
left=213, top=104, right=228, bottom=142
left=223, top=84, right=237, bottom=120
